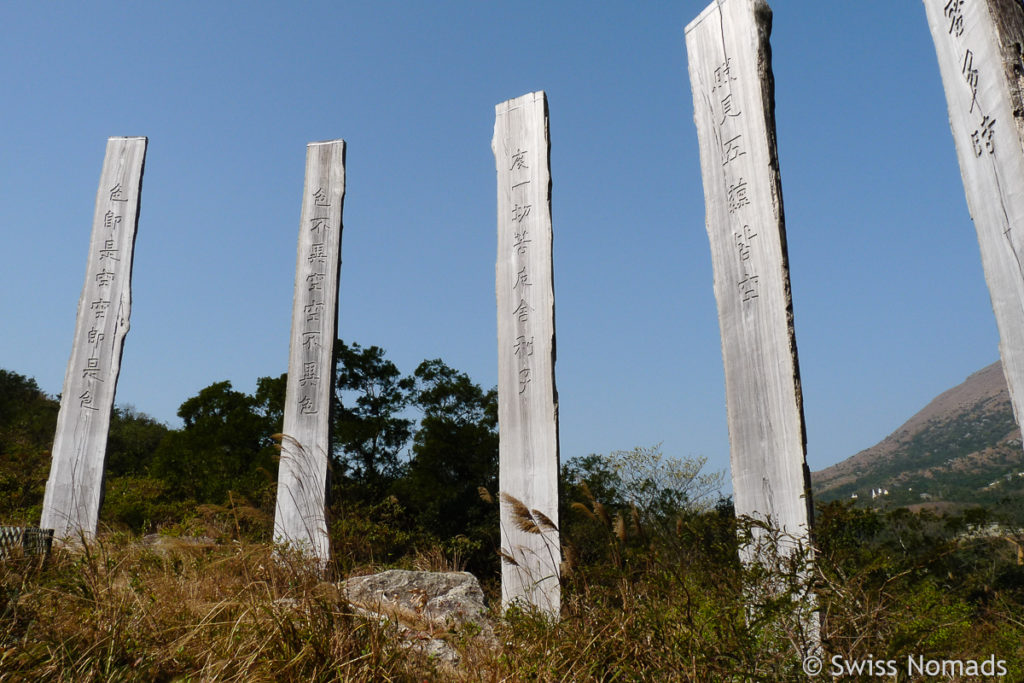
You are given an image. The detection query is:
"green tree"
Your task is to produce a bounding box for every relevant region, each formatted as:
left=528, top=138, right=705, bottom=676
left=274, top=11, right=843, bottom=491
left=0, top=369, right=45, bottom=426
left=604, top=444, right=723, bottom=518
left=253, top=373, right=287, bottom=427
left=100, top=406, right=175, bottom=532
left=0, top=369, right=59, bottom=456
left=561, top=446, right=725, bottom=573
left=332, top=340, right=415, bottom=491
left=394, top=359, right=498, bottom=548
left=105, top=405, right=169, bottom=478
left=0, top=369, right=58, bottom=523
left=563, top=445, right=723, bottom=521
left=150, top=381, right=278, bottom=505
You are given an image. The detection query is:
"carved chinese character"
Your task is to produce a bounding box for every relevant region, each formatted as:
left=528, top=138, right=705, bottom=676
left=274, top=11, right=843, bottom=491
left=103, top=210, right=122, bottom=230
left=738, top=274, right=759, bottom=302
left=307, top=272, right=324, bottom=291
left=90, top=299, right=110, bottom=321
left=300, top=361, right=319, bottom=387
left=99, top=239, right=120, bottom=262
left=962, top=50, right=979, bottom=113
left=971, top=115, right=996, bottom=157
left=109, top=183, right=128, bottom=202
left=95, top=269, right=115, bottom=287
left=720, top=94, right=741, bottom=124
left=734, top=225, right=757, bottom=261
left=722, top=134, right=745, bottom=166
left=510, top=149, right=529, bottom=171
left=513, top=266, right=531, bottom=291
left=79, top=390, right=99, bottom=411
left=512, top=203, right=532, bottom=223
left=727, top=179, right=750, bottom=214
left=313, top=187, right=330, bottom=206
left=299, top=395, right=318, bottom=414
left=712, top=57, right=737, bottom=93
left=513, top=299, right=532, bottom=323
left=514, top=335, right=534, bottom=358
left=82, top=357, right=103, bottom=381
left=310, top=217, right=331, bottom=241
left=308, top=243, right=327, bottom=266
left=944, top=0, right=965, bottom=36
left=518, top=367, right=531, bottom=394
left=304, top=301, right=324, bottom=323
left=88, top=328, right=105, bottom=345
left=513, top=228, right=531, bottom=255
left=302, top=331, right=320, bottom=351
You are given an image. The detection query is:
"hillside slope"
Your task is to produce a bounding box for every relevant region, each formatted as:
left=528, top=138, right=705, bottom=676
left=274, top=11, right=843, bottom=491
left=812, top=362, right=1024, bottom=509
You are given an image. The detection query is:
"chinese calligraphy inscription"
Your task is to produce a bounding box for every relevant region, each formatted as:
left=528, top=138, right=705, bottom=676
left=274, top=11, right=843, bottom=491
left=273, top=140, right=345, bottom=566
left=924, top=0, right=1024, bottom=438
left=686, top=0, right=813, bottom=579
left=41, top=137, right=147, bottom=540
left=493, top=91, right=560, bottom=618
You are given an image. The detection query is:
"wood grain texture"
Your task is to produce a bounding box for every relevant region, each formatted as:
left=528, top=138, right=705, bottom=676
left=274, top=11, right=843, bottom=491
left=273, top=140, right=345, bottom=565
left=493, top=92, right=560, bottom=616
left=686, top=0, right=813, bottom=549
left=41, top=136, right=147, bottom=540
left=924, top=0, right=1024, bottom=436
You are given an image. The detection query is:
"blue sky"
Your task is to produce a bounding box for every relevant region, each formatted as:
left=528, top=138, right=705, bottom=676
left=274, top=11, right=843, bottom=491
left=0, top=2, right=1000, bottom=485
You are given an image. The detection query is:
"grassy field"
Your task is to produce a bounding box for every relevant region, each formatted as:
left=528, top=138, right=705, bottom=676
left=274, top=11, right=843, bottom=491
left=3, top=502, right=1023, bottom=682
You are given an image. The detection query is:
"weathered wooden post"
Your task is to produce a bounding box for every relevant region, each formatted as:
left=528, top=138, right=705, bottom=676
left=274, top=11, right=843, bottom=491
left=273, top=140, right=345, bottom=565
left=492, top=92, right=561, bottom=616
left=40, top=136, right=147, bottom=541
left=686, top=0, right=815, bottom=617
left=923, top=0, right=1024, bottom=434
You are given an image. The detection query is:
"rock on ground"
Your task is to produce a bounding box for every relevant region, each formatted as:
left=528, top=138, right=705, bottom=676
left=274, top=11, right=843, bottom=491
left=339, top=569, right=494, bottom=664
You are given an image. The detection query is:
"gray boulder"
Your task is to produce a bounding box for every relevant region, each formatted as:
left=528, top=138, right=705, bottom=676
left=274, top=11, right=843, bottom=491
left=339, top=569, right=493, bottom=664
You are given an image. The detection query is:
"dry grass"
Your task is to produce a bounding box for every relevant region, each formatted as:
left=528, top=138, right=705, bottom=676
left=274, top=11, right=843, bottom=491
left=0, top=536, right=442, bottom=681
left=0, top=532, right=773, bottom=681
left=2, top=517, right=1023, bottom=682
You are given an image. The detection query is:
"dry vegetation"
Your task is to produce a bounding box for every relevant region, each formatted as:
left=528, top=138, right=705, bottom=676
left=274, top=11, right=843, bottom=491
left=4, top=368, right=1024, bottom=680
left=3, top=499, right=1024, bottom=682
left=1, top=538, right=421, bottom=681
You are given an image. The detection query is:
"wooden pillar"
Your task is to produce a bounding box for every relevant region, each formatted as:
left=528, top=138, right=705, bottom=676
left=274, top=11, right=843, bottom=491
left=685, top=0, right=813, bottom=560
left=41, top=136, right=147, bottom=540
left=493, top=92, right=561, bottom=616
left=273, top=140, right=345, bottom=565
left=923, top=0, right=1024, bottom=435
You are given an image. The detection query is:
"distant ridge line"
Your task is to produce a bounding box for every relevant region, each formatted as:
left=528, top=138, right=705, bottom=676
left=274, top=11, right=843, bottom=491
left=813, top=360, right=1017, bottom=498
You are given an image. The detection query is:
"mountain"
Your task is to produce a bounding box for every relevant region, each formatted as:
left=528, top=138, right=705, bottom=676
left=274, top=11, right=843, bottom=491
left=812, top=361, right=1024, bottom=511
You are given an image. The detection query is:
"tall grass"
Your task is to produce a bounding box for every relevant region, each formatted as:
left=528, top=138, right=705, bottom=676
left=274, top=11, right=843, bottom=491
left=2, top=499, right=1023, bottom=681
left=0, top=537, right=424, bottom=681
